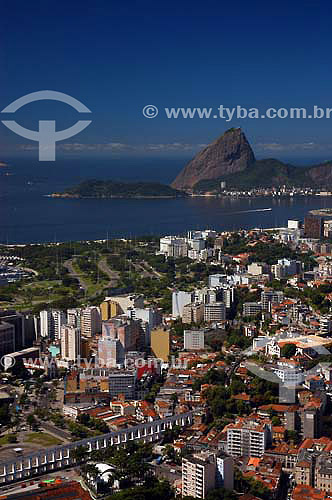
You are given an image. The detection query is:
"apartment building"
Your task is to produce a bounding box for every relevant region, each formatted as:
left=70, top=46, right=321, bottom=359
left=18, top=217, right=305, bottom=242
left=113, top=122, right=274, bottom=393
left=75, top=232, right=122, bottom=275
left=40, top=309, right=66, bottom=340
left=81, top=306, right=101, bottom=337
left=151, top=328, right=170, bottom=362
left=182, top=303, right=204, bottom=324
left=98, top=337, right=124, bottom=367
left=227, top=418, right=272, bottom=458
left=0, top=321, right=15, bottom=357
left=243, top=302, right=262, bottom=317
left=172, top=290, right=193, bottom=318
left=102, top=318, right=141, bottom=353
left=184, top=330, right=205, bottom=351
left=67, top=308, right=82, bottom=328
left=60, top=325, right=81, bottom=361
left=0, top=310, right=25, bottom=350
left=204, top=302, right=226, bottom=323
left=159, top=236, right=188, bottom=258
left=182, top=453, right=216, bottom=499
left=261, top=290, right=284, bottom=312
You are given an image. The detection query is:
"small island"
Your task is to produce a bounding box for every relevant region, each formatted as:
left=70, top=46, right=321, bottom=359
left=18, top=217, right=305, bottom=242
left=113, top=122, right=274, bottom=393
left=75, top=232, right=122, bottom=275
left=50, top=179, right=187, bottom=199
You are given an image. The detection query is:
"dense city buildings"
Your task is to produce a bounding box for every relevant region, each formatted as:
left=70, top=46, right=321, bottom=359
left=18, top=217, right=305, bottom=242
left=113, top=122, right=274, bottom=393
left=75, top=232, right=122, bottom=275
left=3, top=217, right=332, bottom=498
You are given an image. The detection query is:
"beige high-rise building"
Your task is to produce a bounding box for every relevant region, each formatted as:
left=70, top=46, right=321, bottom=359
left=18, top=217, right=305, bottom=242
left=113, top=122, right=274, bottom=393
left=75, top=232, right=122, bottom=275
left=182, top=303, right=204, bottom=324
left=100, top=300, right=122, bottom=321
left=60, top=326, right=81, bottom=361
left=101, top=295, right=144, bottom=321
left=182, top=453, right=216, bottom=499
left=81, top=306, right=101, bottom=337
left=151, top=328, right=170, bottom=362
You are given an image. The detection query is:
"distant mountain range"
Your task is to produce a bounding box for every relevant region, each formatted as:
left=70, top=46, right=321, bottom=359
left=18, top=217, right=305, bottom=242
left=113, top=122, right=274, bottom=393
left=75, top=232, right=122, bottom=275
left=171, top=128, right=332, bottom=192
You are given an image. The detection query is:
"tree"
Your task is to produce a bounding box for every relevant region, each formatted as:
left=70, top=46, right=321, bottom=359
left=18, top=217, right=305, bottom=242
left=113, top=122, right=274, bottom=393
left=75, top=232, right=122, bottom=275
left=105, top=478, right=174, bottom=500
left=285, top=430, right=301, bottom=445
left=163, top=444, right=176, bottom=461
left=281, top=343, right=297, bottom=359
left=83, top=463, right=99, bottom=481
left=26, top=413, right=38, bottom=430
left=271, top=416, right=281, bottom=426
left=71, top=445, right=88, bottom=464
left=0, top=405, right=11, bottom=426
left=206, top=487, right=237, bottom=500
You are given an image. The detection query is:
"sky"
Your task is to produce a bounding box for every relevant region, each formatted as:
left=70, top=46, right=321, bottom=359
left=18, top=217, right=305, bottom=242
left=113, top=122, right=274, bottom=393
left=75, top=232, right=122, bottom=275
left=1, top=0, right=332, bottom=161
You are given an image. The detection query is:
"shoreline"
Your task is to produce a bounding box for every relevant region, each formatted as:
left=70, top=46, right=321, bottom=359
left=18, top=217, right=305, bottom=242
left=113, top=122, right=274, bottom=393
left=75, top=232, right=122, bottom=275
left=47, top=193, right=186, bottom=199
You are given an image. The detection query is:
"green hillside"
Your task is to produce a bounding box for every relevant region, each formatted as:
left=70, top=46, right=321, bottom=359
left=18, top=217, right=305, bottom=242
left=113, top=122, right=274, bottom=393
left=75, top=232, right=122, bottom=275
left=193, top=159, right=312, bottom=192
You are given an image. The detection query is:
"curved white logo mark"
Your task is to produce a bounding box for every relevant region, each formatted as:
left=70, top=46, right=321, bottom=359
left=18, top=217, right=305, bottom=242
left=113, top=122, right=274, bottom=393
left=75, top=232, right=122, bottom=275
left=1, top=90, right=92, bottom=161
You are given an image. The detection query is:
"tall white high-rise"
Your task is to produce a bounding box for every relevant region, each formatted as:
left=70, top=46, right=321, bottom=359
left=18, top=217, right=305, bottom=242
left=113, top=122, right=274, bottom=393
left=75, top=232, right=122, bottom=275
left=40, top=310, right=66, bottom=340
left=60, top=325, right=81, bottom=361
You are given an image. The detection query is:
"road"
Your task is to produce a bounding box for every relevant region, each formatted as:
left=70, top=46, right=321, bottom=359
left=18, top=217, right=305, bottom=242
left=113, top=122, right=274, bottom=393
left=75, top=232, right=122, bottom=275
left=63, top=259, right=89, bottom=291
left=98, top=257, right=119, bottom=287
left=39, top=422, right=71, bottom=441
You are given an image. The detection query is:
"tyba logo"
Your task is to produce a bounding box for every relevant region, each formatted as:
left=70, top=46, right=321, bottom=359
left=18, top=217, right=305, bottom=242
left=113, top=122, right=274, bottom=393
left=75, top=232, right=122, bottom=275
left=1, top=90, right=92, bottom=161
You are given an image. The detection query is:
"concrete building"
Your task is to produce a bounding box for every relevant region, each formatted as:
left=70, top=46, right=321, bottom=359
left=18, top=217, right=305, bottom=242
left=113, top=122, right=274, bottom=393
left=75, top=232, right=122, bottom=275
left=208, top=274, right=227, bottom=287
left=272, top=259, right=299, bottom=279
left=182, top=303, right=204, bottom=324
left=100, top=300, right=122, bottom=321
left=193, top=288, right=217, bottom=305
left=98, top=337, right=124, bottom=367
left=108, top=371, right=136, bottom=400
left=320, top=316, right=332, bottom=335
left=184, top=330, right=205, bottom=351
left=247, top=262, right=270, bottom=276
left=261, top=290, right=284, bottom=312
left=40, top=309, right=66, bottom=340
left=243, top=302, right=262, bottom=317
left=151, top=328, right=170, bottom=362
left=60, top=325, right=81, bottom=361
left=204, top=302, right=226, bottom=323
left=0, top=310, right=25, bottom=350
left=0, top=321, right=15, bottom=357
left=159, top=236, right=188, bottom=258
left=304, top=215, right=324, bottom=239
left=226, top=418, right=271, bottom=458
left=172, top=290, right=193, bottom=318
left=126, top=307, right=162, bottom=346
left=111, top=295, right=144, bottom=313
left=272, top=364, right=303, bottom=386
left=67, top=308, right=82, bottom=328
left=101, top=295, right=144, bottom=321
left=182, top=453, right=216, bottom=499
left=216, top=453, right=234, bottom=490
left=102, top=318, right=141, bottom=353
left=81, top=306, right=101, bottom=337
left=220, top=286, right=235, bottom=309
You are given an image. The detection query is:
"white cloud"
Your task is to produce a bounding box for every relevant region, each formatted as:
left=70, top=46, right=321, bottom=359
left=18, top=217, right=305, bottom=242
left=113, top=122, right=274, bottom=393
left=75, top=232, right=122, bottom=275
left=255, top=142, right=332, bottom=152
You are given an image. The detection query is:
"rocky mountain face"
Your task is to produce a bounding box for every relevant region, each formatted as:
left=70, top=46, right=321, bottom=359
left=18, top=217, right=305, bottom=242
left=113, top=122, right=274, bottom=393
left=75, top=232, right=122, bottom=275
left=171, top=128, right=255, bottom=190
left=307, top=162, right=332, bottom=185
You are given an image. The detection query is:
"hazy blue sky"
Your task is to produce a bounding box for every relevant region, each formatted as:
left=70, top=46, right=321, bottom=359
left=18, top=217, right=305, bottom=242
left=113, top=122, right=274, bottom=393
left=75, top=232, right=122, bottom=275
left=2, top=0, right=332, bottom=160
